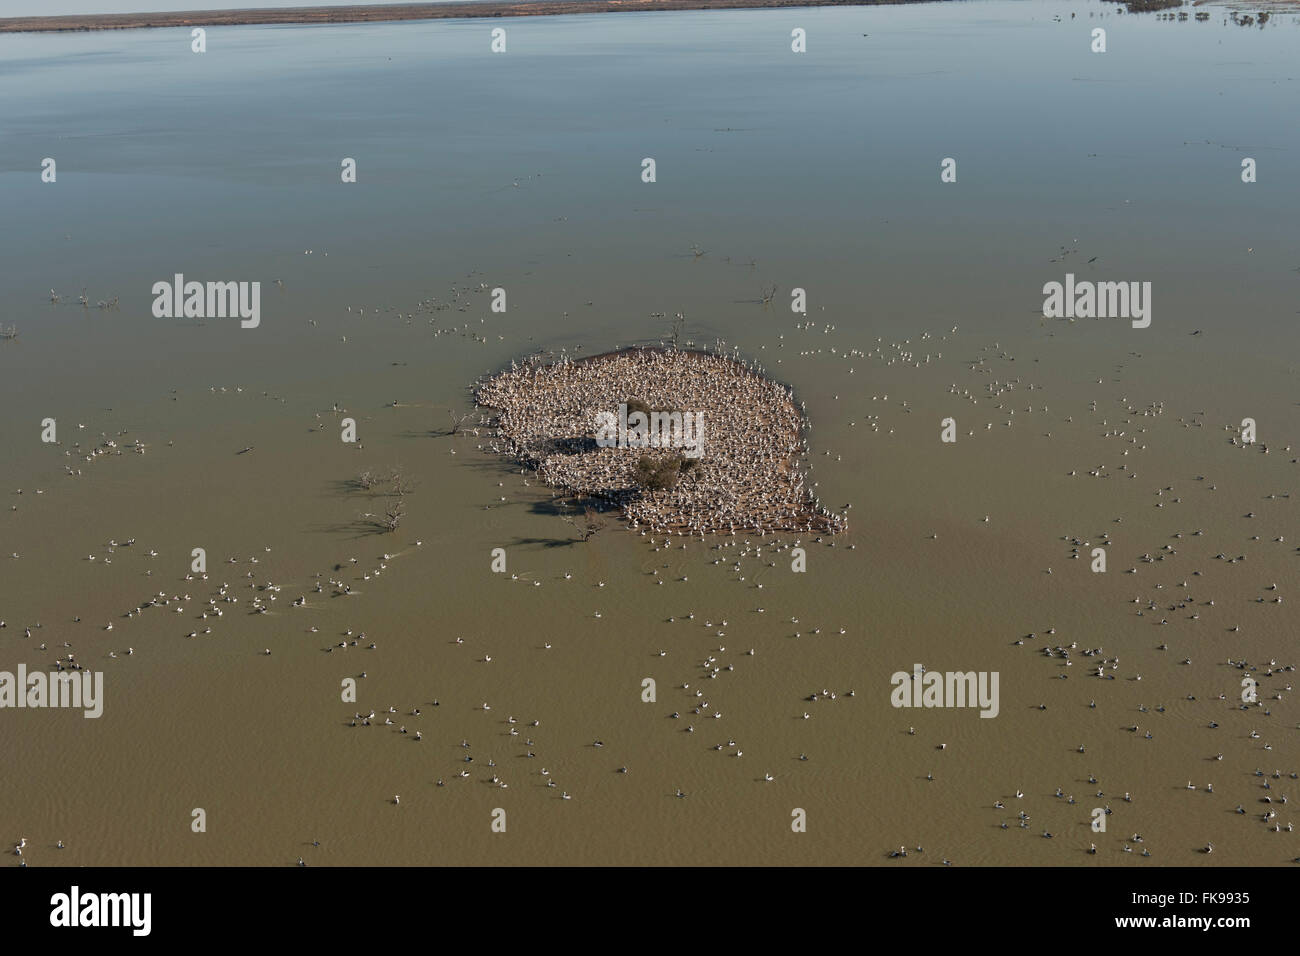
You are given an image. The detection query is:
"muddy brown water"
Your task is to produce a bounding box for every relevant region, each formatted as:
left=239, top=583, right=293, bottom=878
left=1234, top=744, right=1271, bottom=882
left=1, top=0, right=1297, bottom=865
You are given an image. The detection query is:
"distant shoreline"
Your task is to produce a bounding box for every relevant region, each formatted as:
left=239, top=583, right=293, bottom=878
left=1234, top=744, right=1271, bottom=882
left=0, top=0, right=940, bottom=34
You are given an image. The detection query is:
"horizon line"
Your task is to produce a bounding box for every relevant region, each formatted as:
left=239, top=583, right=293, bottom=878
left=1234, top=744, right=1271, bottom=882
left=0, top=0, right=944, bottom=34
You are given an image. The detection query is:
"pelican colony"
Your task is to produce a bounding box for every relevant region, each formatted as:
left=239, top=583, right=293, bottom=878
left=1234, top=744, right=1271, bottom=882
left=475, top=347, right=847, bottom=535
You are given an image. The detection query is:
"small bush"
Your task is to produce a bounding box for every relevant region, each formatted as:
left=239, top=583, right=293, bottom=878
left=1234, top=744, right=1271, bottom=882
left=634, top=455, right=681, bottom=491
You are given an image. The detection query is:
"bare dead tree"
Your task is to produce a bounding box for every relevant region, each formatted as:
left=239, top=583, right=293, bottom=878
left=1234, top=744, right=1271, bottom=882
left=382, top=499, right=405, bottom=532
left=448, top=409, right=475, bottom=435
left=560, top=504, right=607, bottom=542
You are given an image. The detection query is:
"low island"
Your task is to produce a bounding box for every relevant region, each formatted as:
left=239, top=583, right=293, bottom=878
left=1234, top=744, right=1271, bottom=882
left=475, top=345, right=847, bottom=537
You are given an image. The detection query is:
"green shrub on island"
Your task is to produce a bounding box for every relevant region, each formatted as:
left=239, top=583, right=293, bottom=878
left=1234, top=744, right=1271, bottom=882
left=633, top=454, right=701, bottom=491
left=634, top=455, right=681, bottom=491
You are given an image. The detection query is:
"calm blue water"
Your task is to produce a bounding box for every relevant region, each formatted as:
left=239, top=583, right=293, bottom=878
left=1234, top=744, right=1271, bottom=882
left=2, top=0, right=1298, bottom=409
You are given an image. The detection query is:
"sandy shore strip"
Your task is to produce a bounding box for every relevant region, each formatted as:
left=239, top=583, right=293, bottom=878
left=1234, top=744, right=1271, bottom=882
left=0, top=0, right=940, bottom=34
